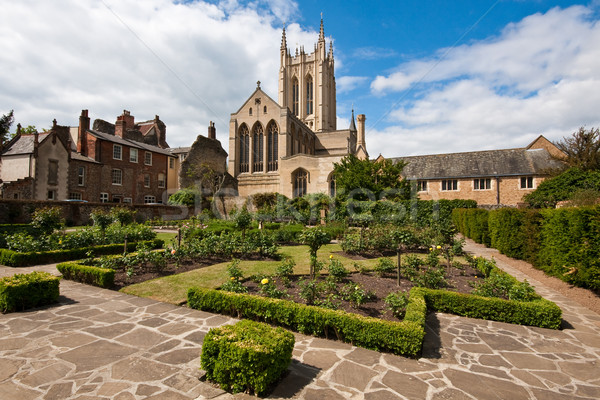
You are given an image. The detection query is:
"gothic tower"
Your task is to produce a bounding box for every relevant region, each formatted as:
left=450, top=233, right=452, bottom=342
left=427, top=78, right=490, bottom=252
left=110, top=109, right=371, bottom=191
left=278, top=18, right=336, bottom=132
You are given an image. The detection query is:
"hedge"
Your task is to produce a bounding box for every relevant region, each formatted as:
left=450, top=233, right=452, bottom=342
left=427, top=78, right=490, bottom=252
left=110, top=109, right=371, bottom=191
left=56, top=262, right=115, bottom=288
left=0, top=271, right=60, bottom=313
left=454, top=206, right=600, bottom=291
left=0, top=239, right=163, bottom=267
left=201, top=320, right=295, bottom=395
left=188, top=287, right=426, bottom=357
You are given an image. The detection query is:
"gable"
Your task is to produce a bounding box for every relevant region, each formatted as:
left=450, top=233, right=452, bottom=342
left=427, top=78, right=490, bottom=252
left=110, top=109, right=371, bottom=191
left=232, top=88, right=282, bottom=117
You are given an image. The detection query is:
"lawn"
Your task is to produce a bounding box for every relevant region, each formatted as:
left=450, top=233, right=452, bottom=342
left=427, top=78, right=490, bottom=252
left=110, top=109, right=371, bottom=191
left=120, top=244, right=391, bottom=305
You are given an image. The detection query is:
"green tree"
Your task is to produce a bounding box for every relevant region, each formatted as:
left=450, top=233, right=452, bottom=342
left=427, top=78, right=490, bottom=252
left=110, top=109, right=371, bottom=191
left=0, top=110, right=14, bottom=143
left=31, top=206, right=64, bottom=235
left=17, top=125, right=38, bottom=135
left=554, top=127, right=600, bottom=171
left=524, top=167, right=600, bottom=208
left=332, top=154, right=409, bottom=200
left=299, top=226, right=330, bottom=279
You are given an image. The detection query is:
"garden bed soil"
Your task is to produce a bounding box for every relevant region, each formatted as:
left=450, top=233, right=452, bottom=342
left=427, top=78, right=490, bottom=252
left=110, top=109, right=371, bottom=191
left=242, top=263, right=484, bottom=322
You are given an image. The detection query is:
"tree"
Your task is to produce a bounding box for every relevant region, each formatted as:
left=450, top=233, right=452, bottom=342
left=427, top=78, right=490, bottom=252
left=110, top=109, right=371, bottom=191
left=332, top=154, right=410, bottom=200
left=299, top=226, right=331, bottom=279
left=18, top=125, right=38, bottom=135
left=0, top=110, right=14, bottom=143
left=555, top=127, right=600, bottom=171
left=524, top=167, right=600, bottom=208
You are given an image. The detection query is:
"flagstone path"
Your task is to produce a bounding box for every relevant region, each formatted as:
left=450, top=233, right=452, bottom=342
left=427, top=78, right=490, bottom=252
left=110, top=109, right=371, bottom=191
left=1, top=239, right=599, bottom=399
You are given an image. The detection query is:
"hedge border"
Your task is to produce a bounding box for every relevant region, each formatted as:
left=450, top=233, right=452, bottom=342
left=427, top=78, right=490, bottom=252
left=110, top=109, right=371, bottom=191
left=0, top=271, right=60, bottom=313
left=56, top=262, right=115, bottom=288
left=188, top=275, right=562, bottom=356
left=0, top=239, right=164, bottom=267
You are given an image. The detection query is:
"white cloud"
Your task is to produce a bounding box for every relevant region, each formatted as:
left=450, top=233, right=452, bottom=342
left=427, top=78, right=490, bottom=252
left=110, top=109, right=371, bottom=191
left=337, top=76, right=368, bottom=94
left=367, top=5, right=600, bottom=157
left=0, top=0, right=304, bottom=148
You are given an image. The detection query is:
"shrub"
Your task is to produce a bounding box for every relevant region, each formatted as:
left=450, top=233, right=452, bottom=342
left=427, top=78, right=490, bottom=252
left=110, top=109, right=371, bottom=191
left=31, top=206, right=64, bottom=235
left=327, top=257, right=348, bottom=281
left=110, top=207, right=136, bottom=226
left=276, top=258, right=295, bottom=285
left=384, top=291, right=410, bottom=319
left=56, top=262, right=115, bottom=288
left=374, top=257, right=396, bottom=276
left=201, top=319, right=295, bottom=395
left=0, top=271, right=60, bottom=313
left=299, top=227, right=331, bottom=278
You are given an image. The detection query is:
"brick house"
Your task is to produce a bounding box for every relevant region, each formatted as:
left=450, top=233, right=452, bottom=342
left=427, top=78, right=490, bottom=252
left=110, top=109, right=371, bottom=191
left=386, top=136, right=565, bottom=207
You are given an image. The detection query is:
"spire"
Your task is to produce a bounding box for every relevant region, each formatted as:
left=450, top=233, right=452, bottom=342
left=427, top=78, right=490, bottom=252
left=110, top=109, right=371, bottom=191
left=329, top=41, right=334, bottom=59
left=349, top=108, right=356, bottom=132
left=319, top=14, right=325, bottom=42
left=281, top=24, right=287, bottom=50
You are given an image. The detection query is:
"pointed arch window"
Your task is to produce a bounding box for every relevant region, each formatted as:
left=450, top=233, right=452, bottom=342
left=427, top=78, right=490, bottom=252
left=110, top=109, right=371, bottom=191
left=267, top=121, right=278, bottom=171
left=328, top=173, right=336, bottom=197
left=293, top=169, right=308, bottom=198
left=253, top=124, right=264, bottom=172
left=306, top=75, right=313, bottom=115
left=238, top=124, right=250, bottom=173
left=292, top=77, right=299, bottom=116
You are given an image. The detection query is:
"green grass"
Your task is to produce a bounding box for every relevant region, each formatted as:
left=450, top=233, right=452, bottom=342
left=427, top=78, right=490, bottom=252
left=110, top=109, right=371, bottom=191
left=120, top=244, right=391, bottom=305
left=155, top=231, right=178, bottom=245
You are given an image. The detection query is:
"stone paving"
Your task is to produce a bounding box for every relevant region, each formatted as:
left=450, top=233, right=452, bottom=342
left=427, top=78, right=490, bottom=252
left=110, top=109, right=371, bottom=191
left=1, top=239, right=599, bottom=399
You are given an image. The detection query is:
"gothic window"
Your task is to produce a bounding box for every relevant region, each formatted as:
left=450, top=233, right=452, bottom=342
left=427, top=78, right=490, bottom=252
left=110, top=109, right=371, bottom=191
left=293, top=169, right=308, bottom=198
left=328, top=173, right=336, bottom=197
left=252, top=123, right=264, bottom=172
left=267, top=121, right=278, bottom=172
left=238, top=124, right=250, bottom=173
left=249, top=107, right=252, bottom=116
left=292, top=77, right=299, bottom=116
left=306, top=75, right=313, bottom=115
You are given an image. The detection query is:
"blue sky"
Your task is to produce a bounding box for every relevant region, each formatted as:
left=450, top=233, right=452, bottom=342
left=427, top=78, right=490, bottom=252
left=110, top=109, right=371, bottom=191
left=1, top=0, right=599, bottom=157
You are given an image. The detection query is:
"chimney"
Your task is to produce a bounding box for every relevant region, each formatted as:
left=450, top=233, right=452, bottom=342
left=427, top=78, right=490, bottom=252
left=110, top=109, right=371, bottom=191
left=77, top=109, right=90, bottom=155
left=357, top=114, right=366, bottom=148
left=115, top=110, right=134, bottom=138
left=208, top=121, right=216, bottom=140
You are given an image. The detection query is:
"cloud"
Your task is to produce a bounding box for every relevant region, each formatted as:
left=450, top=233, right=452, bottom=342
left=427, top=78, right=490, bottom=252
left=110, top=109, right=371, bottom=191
left=0, top=0, right=304, bottom=148
left=352, top=47, right=397, bottom=60
left=337, top=76, right=369, bottom=94
left=367, top=5, right=600, bottom=157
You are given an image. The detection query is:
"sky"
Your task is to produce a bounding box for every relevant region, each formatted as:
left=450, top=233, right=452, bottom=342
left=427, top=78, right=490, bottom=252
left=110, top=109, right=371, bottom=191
left=1, top=0, right=600, bottom=157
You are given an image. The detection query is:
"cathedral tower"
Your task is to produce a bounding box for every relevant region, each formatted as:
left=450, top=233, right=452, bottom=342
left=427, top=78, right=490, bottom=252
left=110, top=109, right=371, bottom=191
left=278, top=18, right=336, bottom=132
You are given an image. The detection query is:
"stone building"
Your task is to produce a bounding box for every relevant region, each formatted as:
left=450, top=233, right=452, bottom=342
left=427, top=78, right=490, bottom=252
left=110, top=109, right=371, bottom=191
left=228, top=19, right=368, bottom=199
left=387, top=136, right=564, bottom=207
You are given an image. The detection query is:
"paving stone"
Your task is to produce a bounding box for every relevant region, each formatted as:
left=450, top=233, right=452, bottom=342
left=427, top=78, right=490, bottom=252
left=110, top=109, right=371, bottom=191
left=329, top=361, right=378, bottom=391
left=430, top=388, right=473, bottom=400
left=111, top=357, right=179, bottom=382
left=0, top=337, right=30, bottom=350
left=6, top=318, right=41, bottom=334
left=302, top=388, right=346, bottom=400
left=155, top=348, right=199, bottom=365
left=115, top=327, right=169, bottom=348
left=58, top=340, right=137, bottom=372
left=97, top=382, right=130, bottom=396
left=113, top=392, right=136, bottom=400
left=50, top=332, right=97, bottom=348
left=455, top=343, right=494, bottom=354
left=381, top=370, right=429, bottom=398
left=309, top=337, right=352, bottom=350
left=529, top=387, right=576, bottom=400
left=44, top=382, right=74, bottom=400
left=19, top=362, right=72, bottom=387
left=184, top=330, right=207, bottom=344
left=478, top=354, right=512, bottom=369
left=501, top=352, right=559, bottom=370
left=145, top=389, right=193, bottom=399
left=0, top=359, right=24, bottom=381
left=0, top=381, right=43, bottom=400
left=382, top=355, right=436, bottom=373
left=364, top=390, right=403, bottom=399
left=559, top=360, right=599, bottom=382
left=532, top=371, right=573, bottom=387
left=204, top=315, right=232, bottom=327
left=149, top=339, right=181, bottom=354
left=444, top=368, right=531, bottom=399
left=26, top=329, right=55, bottom=339
left=478, top=332, right=532, bottom=352
left=136, top=384, right=162, bottom=396
left=139, top=317, right=169, bottom=327
left=344, top=347, right=382, bottom=366
left=571, top=332, right=600, bottom=348
left=302, top=350, right=340, bottom=370
left=509, top=370, right=546, bottom=388
left=575, top=384, right=600, bottom=398
left=84, top=323, right=136, bottom=339
left=468, top=364, right=511, bottom=380
left=159, top=322, right=199, bottom=336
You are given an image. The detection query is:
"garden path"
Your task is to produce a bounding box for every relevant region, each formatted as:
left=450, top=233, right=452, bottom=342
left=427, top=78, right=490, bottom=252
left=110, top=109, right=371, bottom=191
left=0, top=239, right=599, bottom=399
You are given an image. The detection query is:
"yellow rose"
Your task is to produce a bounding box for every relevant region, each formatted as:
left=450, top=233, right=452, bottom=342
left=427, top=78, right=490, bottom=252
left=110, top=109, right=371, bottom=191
left=436, top=245, right=441, bottom=250
left=261, top=278, right=269, bottom=285
left=429, top=247, right=433, bottom=251
left=230, top=277, right=235, bottom=281
left=329, top=255, right=333, bottom=259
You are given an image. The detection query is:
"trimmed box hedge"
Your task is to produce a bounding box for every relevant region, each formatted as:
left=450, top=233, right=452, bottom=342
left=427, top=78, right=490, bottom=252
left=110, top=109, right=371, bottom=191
left=0, top=271, right=60, bottom=313
left=188, top=287, right=426, bottom=357
left=201, top=320, right=295, bottom=395
left=0, top=239, right=163, bottom=267
left=56, top=262, right=115, bottom=288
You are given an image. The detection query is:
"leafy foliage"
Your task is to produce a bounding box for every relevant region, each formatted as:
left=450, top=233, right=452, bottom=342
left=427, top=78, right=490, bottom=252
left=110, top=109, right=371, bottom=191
left=0, top=110, right=14, bottom=143
left=31, top=206, right=64, bottom=235
left=0, top=271, right=60, bottom=313
left=524, top=167, right=600, bottom=208
left=168, top=188, right=200, bottom=207
left=554, top=126, right=600, bottom=171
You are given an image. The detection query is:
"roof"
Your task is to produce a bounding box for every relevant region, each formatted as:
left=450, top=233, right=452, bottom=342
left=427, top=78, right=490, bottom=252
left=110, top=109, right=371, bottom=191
left=1, top=133, right=50, bottom=156
left=393, top=147, right=564, bottom=180
left=169, top=146, right=191, bottom=154
left=71, top=151, right=100, bottom=164
left=86, top=129, right=174, bottom=157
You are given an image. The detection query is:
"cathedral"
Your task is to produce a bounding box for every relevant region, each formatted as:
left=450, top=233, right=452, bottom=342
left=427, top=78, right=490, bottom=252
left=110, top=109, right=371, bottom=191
left=227, top=19, right=368, bottom=199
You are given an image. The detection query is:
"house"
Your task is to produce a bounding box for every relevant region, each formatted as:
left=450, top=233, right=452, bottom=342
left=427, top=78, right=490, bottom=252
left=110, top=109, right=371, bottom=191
left=386, top=136, right=564, bottom=206
left=228, top=19, right=368, bottom=199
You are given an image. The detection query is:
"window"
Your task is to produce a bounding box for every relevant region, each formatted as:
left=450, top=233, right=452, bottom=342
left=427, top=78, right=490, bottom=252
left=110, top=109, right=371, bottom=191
left=144, top=195, right=156, bottom=204
left=306, top=75, right=313, bottom=115
left=158, top=173, right=165, bottom=188
left=474, top=178, right=491, bottom=190
left=239, top=124, right=250, bottom=173
left=417, top=180, right=428, bottom=192
left=112, top=195, right=122, bottom=203
left=263, top=106, right=267, bottom=113
left=112, top=169, right=122, bottom=185
left=249, top=107, right=253, bottom=116
left=181, top=153, right=187, bottom=161
left=253, top=124, right=264, bottom=172
left=113, top=144, right=122, bottom=160
left=144, top=152, right=152, bottom=166
left=144, top=174, right=150, bottom=188
left=47, top=190, right=55, bottom=200
left=48, top=160, right=58, bottom=185
left=293, top=169, right=308, bottom=198
left=292, top=78, right=299, bottom=116
left=441, top=179, right=458, bottom=191
left=520, top=177, right=534, bottom=189
left=77, top=166, right=85, bottom=186
left=328, top=174, right=336, bottom=197
left=169, top=158, right=175, bottom=169
left=13, top=193, right=19, bottom=199
left=69, top=192, right=82, bottom=200
left=123, top=198, right=132, bottom=203
left=100, top=193, right=109, bottom=203
left=267, top=121, right=278, bottom=172
left=130, top=148, right=138, bottom=163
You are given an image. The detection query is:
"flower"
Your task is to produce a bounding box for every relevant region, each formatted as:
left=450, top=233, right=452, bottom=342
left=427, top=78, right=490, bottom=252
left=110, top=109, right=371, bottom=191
left=171, top=249, right=176, bottom=255
left=261, top=278, right=269, bottom=285
left=436, top=245, right=441, bottom=250
left=329, top=255, right=333, bottom=259
left=355, top=285, right=360, bottom=290
left=230, top=277, right=235, bottom=281
left=429, top=247, right=433, bottom=251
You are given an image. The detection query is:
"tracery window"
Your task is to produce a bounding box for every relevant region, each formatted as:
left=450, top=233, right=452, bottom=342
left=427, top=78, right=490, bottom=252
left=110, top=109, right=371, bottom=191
left=238, top=124, right=250, bottom=173
left=293, top=169, right=308, bottom=198
left=292, top=78, right=299, bottom=116
left=267, top=121, right=278, bottom=171
left=252, top=123, right=264, bottom=172
left=306, top=75, right=313, bottom=115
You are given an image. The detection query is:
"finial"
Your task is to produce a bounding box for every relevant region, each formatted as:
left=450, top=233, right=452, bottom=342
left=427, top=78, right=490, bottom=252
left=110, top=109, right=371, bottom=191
left=52, top=118, right=57, bottom=128
left=257, top=80, right=261, bottom=89
left=281, top=23, right=287, bottom=49
left=319, top=14, right=324, bottom=41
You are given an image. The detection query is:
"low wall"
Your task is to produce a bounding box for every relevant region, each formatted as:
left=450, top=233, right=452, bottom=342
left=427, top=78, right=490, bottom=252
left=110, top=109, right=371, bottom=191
left=0, top=199, right=193, bottom=225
